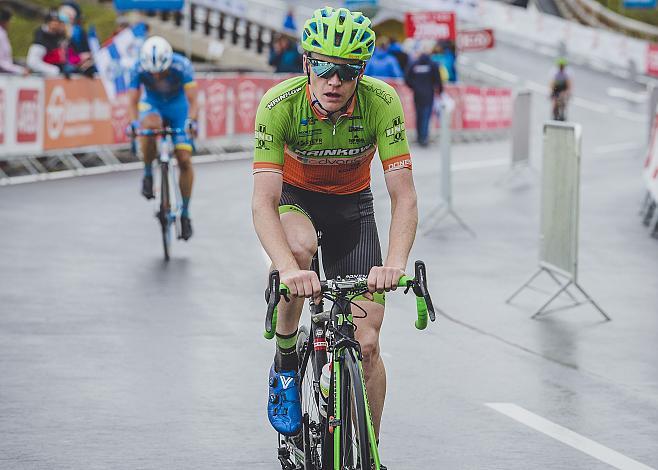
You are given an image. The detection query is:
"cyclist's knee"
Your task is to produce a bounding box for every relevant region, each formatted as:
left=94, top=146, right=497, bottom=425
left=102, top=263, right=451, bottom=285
left=359, top=330, right=381, bottom=368
left=288, top=234, right=317, bottom=267
left=141, top=113, right=163, bottom=129
left=176, top=154, right=193, bottom=171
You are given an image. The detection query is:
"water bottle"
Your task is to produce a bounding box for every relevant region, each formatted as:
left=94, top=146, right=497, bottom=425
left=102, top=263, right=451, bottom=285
left=320, top=363, right=331, bottom=398
left=319, top=362, right=331, bottom=417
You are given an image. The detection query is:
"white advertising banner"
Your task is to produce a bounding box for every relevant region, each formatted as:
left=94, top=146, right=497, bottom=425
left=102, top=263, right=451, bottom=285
left=0, top=76, right=44, bottom=156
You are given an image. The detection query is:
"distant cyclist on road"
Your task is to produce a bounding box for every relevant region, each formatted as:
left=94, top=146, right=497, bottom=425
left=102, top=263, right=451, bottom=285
left=550, top=57, right=571, bottom=121
left=128, top=36, right=198, bottom=240
left=252, top=8, right=418, bottom=468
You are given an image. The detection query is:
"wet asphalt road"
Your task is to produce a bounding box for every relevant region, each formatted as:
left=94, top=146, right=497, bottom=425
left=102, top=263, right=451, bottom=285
left=2, top=46, right=658, bottom=470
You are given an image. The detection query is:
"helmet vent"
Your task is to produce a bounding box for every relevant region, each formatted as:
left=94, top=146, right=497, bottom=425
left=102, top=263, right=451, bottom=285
left=334, top=32, right=343, bottom=47
left=322, top=23, right=329, bottom=39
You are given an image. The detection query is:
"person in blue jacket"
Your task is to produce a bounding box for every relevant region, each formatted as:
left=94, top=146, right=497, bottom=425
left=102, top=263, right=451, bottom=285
left=364, top=39, right=403, bottom=78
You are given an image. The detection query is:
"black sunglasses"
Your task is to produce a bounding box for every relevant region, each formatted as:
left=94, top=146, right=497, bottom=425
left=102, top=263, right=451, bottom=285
left=307, top=57, right=363, bottom=81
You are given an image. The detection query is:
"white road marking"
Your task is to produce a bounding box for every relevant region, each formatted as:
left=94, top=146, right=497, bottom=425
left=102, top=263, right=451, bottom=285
left=486, top=403, right=655, bottom=470
left=607, top=87, right=647, bottom=104
left=593, top=142, right=644, bottom=155
left=474, top=62, right=520, bottom=84
left=614, top=109, right=645, bottom=123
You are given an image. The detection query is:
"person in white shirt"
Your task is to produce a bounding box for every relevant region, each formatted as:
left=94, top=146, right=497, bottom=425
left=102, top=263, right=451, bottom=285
left=0, top=8, right=28, bottom=75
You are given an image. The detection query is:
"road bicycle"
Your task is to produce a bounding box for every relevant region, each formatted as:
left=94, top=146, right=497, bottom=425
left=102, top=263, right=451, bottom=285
left=264, top=258, right=436, bottom=470
left=129, top=127, right=188, bottom=261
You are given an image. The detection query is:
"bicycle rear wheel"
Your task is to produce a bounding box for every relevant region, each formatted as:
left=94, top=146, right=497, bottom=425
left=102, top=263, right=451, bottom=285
left=159, top=162, right=172, bottom=261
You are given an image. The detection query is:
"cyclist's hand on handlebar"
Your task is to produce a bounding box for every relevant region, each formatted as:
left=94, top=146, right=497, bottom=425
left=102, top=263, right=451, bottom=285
left=280, top=269, right=322, bottom=304
left=126, top=120, right=140, bottom=137
left=185, top=118, right=198, bottom=138
left=365, top=266, right=405, bottom=300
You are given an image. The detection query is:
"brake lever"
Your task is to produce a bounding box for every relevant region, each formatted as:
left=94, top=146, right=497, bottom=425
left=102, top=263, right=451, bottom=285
left=265, top=270, right=281, bottom=336
left=414, top=261, right=436, bottom=322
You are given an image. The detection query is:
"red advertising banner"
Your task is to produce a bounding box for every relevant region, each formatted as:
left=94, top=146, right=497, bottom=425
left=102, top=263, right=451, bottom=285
left=404, top=12, right=456, bottom=42
left=44, top=78, right=114, bottom=150
left=647, top=43, right=658, bottom=77
left=458, top=29, right=495, bottom=52
left=198, top=76, right=233, bottom=139
left=0, top=89, right=5, bottom=145
left=16, top=89, right=39, bottom=143
left=462, top=86, right=484, bottom=129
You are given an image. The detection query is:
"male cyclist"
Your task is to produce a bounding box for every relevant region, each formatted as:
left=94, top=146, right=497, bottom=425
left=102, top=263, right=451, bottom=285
left=550, top=57, right=571, bottom=121
left=128, top=36, right=198, bottom=240
left=252, top=8, right=417, bottom=467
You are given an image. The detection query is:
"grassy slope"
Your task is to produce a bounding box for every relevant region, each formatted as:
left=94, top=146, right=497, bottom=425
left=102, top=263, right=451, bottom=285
left=596, top=0, right=658, bottom=26
left=9, top=0, right=117, bottom=58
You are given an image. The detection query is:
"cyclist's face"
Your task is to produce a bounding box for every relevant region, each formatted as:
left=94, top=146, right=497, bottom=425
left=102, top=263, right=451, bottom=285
left=305, top=53, right=362, bottom=113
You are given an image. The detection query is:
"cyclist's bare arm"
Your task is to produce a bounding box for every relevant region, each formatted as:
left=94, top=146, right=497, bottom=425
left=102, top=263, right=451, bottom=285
left=128, top=88, right=140, bottom=122
left=252, top=172, right=321, bottom=299
left=367, top=168, right=418, bottom=294
left=185, top=86, right=199, bottom=121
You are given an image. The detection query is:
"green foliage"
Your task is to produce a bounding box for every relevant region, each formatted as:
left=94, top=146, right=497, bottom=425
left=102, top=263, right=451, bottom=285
left=596, top=0, right=658, bottom=26
left=7, top=0, right=117, bottom=59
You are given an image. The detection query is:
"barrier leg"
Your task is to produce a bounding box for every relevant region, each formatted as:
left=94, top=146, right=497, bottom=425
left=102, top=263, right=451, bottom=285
left=572, top=283, right=611, bottom=321
left=642, top=201, right=656, bottom=227
left=506, top=268, right=544, bottom=304
left=545, top=269, right=579, bottom=303
left=531, top=280, right=573, bottom=319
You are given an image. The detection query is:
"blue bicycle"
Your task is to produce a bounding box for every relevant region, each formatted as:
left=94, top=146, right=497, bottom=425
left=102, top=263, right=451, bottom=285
left=129, top=127, right=187, bottom=261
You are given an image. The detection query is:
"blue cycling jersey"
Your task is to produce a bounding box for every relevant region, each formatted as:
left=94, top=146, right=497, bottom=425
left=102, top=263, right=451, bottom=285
left=129, top=53, right=196, bottom=102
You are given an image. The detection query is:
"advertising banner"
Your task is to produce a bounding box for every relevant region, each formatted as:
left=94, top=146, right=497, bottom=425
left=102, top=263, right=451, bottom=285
left=644, top=114, right=658, bottom=200
left=44, top=78, right=114, bottom=150
left=0, top=76, right=44, bottom=156
left=647, top=44, right=658, bottom=77
left=458, top=29, right=495, bottom=52
left=113, top=0, right=183, bottom=11
left=404, top=12, right=456, bottom=42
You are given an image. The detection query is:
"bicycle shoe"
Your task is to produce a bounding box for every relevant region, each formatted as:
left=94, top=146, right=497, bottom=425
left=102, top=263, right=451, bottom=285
left=267, top=364, right=302, bottom=436
left=141, top=175, right=154, bottom=200
left=180, top=216, right=193, bottom=241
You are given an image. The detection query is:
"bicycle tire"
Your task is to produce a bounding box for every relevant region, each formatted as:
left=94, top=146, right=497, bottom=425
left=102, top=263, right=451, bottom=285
left=160, top=162, right=171, bottom=261
left=296, top=325, right=325, bottom=470
left=340, top=349, right=372, bottom=470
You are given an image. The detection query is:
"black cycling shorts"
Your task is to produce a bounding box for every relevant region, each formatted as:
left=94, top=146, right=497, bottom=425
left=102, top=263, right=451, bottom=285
left=279, top=183, right=383, bottom=279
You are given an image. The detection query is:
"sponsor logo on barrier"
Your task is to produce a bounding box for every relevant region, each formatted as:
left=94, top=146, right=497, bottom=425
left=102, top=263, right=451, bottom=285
left=237, top=80, right=258, bottom=131
left=404, top=11, right=456, bottom=41
left=458, top=29, right=495, bottom=52
left=0, top=89, right=5, bottom=145
left=16, top=90, right=39, bottom=143
left=44, top=79, right=114, bottom=150
left=647, top=44, right=658, bottom=78
left=207, top=81, right=228, bottom=137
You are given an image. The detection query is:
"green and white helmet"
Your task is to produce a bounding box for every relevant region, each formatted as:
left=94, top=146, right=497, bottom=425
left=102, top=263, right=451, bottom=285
left=301, top=7, right=376, bottom=62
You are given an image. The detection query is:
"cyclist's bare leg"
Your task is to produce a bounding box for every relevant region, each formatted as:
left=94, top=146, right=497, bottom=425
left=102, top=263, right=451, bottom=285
left=140, top=113, right=161, bottom=167
left=353, top=300, right=386, bottom=438
left=274, top=211, right=318, bottom=335
left=174, top=149, right=194, bottom=200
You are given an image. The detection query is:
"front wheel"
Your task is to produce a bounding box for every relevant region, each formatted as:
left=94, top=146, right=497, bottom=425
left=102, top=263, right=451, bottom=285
left=336, top=349, right=376, bottom=470
left=159, top=162, right=172, bottom=261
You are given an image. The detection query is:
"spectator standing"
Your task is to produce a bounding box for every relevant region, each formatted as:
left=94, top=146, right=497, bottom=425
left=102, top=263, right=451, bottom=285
left=387, top=38, right=408, bottom=72
left=431, top=40, right=457, bottom=83
left=405, top=49, right=443, bottom=146
left=283, top=8, right=297, bottom=34
left=364, top=39, right=403, bottom=78
left=0, top=8, right=27, bottom=75
left=269, top=35, right=302, bottom=73
left=27, top=11, right=66, bottom=76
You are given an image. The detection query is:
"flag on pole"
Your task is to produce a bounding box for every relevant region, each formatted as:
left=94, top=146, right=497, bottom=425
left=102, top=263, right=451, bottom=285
left=88, top=23, right=148, bottom=100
